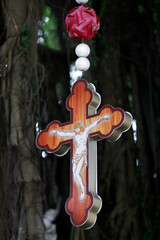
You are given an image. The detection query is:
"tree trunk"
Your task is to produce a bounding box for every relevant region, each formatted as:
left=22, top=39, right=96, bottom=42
left=0, top=0, right=45, bottom=239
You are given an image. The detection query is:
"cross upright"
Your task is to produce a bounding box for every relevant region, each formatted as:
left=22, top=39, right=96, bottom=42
left=36, top=79, right=132, bottom=229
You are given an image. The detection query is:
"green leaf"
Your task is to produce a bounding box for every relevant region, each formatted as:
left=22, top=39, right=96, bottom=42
left=23, top=47, right=28, bottom=54
left=93, top=80, right=98, bottom=85
left=21, top=36, right=28, bottom=42
left=141, top=202, right=145, bottom=207
left=155, top=211, right=159, bottom=216
left=153, top=12, right=158, bottom=22
left=26, top=31, right=31, bottom=36
left=154, top=29, right=157, bottom=35
left=138, top=5, right=145, bottom=14
left=21, top=26, right=27, bottom=33
left=23, top=41, right=29, bottom=47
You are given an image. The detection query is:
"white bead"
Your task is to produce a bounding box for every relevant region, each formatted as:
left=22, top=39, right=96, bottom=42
left=75, top=0, right=88, bottom=4
left=75, top=57, right=90, bottom=71
left=75, top=43, right=90, bottom=57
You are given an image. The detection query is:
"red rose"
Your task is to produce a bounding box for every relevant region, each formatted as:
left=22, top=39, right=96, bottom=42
left=65, top=5, right=100, bottom=41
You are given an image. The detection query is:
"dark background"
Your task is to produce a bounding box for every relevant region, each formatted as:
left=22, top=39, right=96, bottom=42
left=0, top=0, right=160, bottom=239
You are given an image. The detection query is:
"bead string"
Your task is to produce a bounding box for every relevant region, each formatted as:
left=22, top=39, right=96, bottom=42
left=65, top=0, right=100, bottom=74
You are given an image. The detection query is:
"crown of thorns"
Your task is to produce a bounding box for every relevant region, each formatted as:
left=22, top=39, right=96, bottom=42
left=73, top=122, right=84, bottom=131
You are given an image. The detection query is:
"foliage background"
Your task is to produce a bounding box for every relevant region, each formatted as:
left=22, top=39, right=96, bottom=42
left=0, top=0, right=160, bottom=239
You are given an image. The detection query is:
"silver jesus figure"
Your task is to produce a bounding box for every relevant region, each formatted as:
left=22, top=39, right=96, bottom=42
left=49, top=114, right=110, bottom=201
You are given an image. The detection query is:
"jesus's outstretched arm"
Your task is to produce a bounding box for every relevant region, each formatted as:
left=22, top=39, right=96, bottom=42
left=49, top=129, right=74, bottom=138
left=86, top=114, right=111, bottom=132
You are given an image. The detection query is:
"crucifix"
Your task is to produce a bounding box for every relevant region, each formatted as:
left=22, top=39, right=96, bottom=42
left=37, top=0, right=132, bottom=230
left=36, top=79, right=132, bottom=229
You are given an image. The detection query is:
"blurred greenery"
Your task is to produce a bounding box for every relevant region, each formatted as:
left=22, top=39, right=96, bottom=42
left=138, top=5, right=145, bottom=14
left=39, top=6, right=60, bottom=50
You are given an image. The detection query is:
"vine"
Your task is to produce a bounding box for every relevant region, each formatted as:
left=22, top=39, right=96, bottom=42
left=21, top=26, right=31, bottom=54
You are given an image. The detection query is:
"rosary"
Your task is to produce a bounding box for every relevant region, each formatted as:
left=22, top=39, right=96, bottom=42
left=37, top=0, right=132, bottom=229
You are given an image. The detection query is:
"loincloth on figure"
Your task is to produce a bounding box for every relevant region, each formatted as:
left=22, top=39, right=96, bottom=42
left=72, top=150, right=87, bottom=166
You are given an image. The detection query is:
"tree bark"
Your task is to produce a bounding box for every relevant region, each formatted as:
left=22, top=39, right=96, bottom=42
left=1, top=0, right=45, bottom=239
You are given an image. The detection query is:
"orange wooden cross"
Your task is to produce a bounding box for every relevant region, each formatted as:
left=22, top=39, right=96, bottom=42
left=36, top=79, right=132, bottom=229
